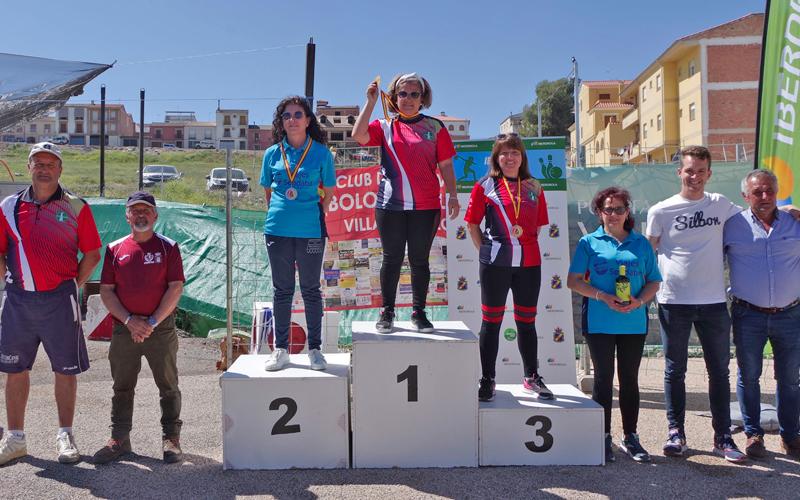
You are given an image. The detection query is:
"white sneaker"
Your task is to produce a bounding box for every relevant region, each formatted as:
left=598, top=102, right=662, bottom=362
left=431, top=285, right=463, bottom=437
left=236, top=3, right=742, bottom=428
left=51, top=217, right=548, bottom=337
left=57, top=432, right=80, bottom=464
left=265, top=347, right=289, bottom=371
left=308, top=349, right=327, bottom=371
left=0, top=433, right=27, bottom=466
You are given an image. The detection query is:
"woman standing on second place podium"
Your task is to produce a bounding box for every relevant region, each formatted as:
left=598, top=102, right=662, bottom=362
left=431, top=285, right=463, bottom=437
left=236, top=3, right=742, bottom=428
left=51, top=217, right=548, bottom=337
left=464, top=133, right=553, bottom=402
left=351, top=73, right=460, bottom=334
left=260, top=96, right=336, bottom=372
left=566, top=186, right=661, bottom=463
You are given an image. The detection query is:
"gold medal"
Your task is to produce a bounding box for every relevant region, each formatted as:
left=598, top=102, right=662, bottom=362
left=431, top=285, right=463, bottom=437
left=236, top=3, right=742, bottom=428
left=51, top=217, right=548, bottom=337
left=279, top=139, right=312, bottom=201
left=502, top=176, right=523, bottom=238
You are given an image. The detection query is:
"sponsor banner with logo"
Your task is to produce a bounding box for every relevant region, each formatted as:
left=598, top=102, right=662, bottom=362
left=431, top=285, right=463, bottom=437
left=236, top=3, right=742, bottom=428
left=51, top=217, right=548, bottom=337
left=756, top=0, right=800, bottom=207
left=448, top=137, right=576, bottom=385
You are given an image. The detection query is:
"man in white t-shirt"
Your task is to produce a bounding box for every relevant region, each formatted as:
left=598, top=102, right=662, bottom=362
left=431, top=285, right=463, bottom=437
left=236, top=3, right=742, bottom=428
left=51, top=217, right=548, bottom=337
left=646, top=146, right=746, bottom=463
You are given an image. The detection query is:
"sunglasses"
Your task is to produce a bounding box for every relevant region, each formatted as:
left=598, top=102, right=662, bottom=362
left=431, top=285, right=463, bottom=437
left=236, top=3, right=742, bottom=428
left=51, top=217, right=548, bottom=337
left=281, top=111, right=305, bottom=121
left=496, top=133, right=520, bottom=140
left=600, top=206, right=628, bottom=215
left=397, top=91, right=421, bottom=99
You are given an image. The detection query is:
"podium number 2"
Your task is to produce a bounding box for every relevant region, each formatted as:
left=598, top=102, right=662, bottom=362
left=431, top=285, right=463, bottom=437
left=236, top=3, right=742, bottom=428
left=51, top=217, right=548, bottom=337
left=397, top=365, right=418, bottom=402
left=524, top=415, right=554, bottom=452
left=269, top=397, right=301, bottom=435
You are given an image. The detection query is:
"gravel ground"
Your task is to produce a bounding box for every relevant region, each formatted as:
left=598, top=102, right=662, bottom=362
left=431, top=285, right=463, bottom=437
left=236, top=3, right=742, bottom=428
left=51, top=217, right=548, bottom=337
left=1, top=336, right=798, bottom=500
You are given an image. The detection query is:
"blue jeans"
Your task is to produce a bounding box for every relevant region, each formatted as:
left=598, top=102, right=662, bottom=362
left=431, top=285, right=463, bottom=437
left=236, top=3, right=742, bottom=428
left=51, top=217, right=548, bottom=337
left=265, top=235, right=324, bottom=351
left=732, top=302, right=800, bottom=442
left=659, top=302, right=732, bottom=436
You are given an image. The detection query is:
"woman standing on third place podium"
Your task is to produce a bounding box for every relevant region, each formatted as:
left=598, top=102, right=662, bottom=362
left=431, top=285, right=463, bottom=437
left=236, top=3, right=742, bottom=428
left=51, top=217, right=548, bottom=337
left=566, top=186, right=661, bottom=463
left=352, top=73, right=460, bottom=334
left=464, top=133, right=553, bottom=403
left=260, top=96, right=336, bottom=372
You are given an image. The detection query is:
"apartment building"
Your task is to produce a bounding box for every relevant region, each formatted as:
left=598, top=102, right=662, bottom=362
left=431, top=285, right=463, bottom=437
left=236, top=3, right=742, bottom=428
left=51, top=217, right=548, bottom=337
left=499, top=113, right=523, bottom=135
left=247, top=124, right=274, bottom=151
left=437, top=112, right=470, bottom=140
left=216, top=109, right=249, bottom=150
left=316, top=100, right=358, bottom=147
left=568, top=80, right=636, bottom=166
left=56, top=104, right=136, bottom=146
left=619, top=13, right=763, bottom=163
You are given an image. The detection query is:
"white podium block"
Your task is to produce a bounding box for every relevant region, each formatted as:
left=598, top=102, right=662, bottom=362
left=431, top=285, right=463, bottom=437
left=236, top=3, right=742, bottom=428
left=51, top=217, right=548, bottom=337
left=479, top=384, right=604, bottom=466
left=351, top=321, right=479, bottom=468
left=221, top=353, right=350, bottom=470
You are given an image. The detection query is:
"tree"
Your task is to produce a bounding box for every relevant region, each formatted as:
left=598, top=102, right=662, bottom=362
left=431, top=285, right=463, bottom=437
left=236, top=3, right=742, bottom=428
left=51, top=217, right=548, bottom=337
left=519, top=78, right=575, bottom=143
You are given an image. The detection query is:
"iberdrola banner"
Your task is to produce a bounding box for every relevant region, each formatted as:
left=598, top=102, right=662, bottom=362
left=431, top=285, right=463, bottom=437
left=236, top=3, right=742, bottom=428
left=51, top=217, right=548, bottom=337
left=756, top=0, right=800, bottom=205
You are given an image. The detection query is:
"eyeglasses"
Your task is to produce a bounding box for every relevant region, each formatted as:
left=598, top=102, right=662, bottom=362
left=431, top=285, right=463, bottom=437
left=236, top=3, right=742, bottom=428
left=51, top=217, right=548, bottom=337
left=281, top=111, right=305, bottom=121
left=496, top=133, right=520, bottom=140
left=600, top=206, right=628, bottom=215
left=397, top=91, right=421, bottom=99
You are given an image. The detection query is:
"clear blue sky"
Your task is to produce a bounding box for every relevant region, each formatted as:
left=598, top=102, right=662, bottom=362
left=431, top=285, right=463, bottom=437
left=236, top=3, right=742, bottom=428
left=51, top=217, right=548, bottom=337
left=5, top=0, right=767, bottom=139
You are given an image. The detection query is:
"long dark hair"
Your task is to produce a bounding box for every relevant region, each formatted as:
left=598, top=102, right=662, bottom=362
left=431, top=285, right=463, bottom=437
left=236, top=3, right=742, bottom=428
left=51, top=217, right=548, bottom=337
left=591, top=186, right=635, bottom=231
left=271, top=96, right=327, bottom=145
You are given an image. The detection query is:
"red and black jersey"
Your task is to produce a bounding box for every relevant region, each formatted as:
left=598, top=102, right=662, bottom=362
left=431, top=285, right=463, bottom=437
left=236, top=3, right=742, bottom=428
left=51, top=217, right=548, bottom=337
left=100, top=233, right=185, bottom=317
left=365, top=115, right=456, bottom=211
left=464, top=175, right=548, bottom=267
left=0, top=185, right=101, bottom=291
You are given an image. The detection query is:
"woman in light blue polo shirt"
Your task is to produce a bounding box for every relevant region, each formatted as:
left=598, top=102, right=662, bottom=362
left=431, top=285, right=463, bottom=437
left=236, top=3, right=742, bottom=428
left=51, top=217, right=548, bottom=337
left=567, top=186, right=661, bottom=464
left=260, top=96, right=336, bottom=372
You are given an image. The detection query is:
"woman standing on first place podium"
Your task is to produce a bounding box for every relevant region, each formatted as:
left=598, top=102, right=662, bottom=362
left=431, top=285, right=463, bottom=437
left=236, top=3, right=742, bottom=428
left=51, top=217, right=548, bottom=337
left=566, top=186, right=661, bottom=463
left=352, top=73, right=460, bottom=334
left=260, top=96, right=336, bottom=372
left=464, top=133, right=554, bottom=403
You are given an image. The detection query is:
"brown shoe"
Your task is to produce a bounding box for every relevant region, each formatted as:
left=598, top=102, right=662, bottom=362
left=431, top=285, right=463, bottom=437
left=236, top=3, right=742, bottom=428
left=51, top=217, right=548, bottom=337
left=163, top=437, right=183, bottom=464
left=745, top=435, right=767, bottom=458
left=782, top=436, right=800, bottom=460
left=92, top=438, right=132, bottom=465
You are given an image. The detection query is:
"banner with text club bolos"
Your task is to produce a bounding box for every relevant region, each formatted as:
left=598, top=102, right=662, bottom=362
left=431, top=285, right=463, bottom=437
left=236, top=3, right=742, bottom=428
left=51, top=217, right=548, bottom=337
left=447, top=137, right=576, bottom=385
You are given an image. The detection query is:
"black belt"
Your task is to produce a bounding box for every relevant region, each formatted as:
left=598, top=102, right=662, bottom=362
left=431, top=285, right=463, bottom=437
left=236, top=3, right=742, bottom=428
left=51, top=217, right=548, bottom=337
left=731, top=297, right=800, bottom=315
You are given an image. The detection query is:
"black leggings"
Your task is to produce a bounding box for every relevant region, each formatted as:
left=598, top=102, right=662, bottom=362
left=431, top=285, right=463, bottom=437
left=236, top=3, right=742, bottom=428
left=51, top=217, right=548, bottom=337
left=478, top=263, right=541, bottom=379
left=584, top=333, right=647, bottom=434
left=375, top=208, right=440, bottom=310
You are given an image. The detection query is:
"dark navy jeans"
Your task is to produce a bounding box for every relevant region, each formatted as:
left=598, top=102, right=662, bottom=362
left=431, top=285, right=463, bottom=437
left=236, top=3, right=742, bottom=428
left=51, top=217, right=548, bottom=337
left=659, top=302, right=732, bottom=437
left=732, top=302, right=800, bottom=442
left=265, top=235, right=324, bottom=351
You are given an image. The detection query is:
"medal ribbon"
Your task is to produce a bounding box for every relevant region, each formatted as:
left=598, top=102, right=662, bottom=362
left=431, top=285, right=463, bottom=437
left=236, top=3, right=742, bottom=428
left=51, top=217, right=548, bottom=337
left=375, top=75, right=420, bottom=121
left=502, top=176, right=522, bottom=225
left=279, top=138, right=312, bottom=186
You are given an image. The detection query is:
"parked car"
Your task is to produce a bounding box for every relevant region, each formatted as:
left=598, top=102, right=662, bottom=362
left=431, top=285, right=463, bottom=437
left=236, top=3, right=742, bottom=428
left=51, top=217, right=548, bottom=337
left=352, top=149, right=377, bottom=163
left=206, top=167, right=250, bottom=192
left=142, top=165, right=182, bottom=187
left=195, top=140, right=216, bottom=149
left=50, top=135, right=69, bottom=145
left=163, top=143, right=177, bottom=149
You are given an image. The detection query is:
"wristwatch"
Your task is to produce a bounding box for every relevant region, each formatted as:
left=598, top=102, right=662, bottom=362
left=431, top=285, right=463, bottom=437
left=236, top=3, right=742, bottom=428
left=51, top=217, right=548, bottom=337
left=147, top=316, right=158, bottom=327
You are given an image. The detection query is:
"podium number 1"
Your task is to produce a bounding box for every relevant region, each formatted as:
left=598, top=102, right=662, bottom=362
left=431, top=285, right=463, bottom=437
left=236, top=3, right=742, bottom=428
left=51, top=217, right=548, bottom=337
left=269, top=397, right=301, bottom=435
left=525, top=415, right=554, bottom=452
left=397, top=365, right=418, bottom=402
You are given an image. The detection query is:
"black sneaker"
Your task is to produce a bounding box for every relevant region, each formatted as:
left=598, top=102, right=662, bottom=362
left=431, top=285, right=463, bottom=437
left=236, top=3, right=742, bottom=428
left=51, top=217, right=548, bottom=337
left=605, top=434, right=615, bottom=463
left=411, top=309, right=434, bottom=333
left=478, top=377, right=496, bottom=402
left=713, top=434, right=747, bottom=463
left=522, top=374, right=555, bottom=400
left=619, top=433, right=651, bottom=462
left=375, top=307, right=395, bottom=334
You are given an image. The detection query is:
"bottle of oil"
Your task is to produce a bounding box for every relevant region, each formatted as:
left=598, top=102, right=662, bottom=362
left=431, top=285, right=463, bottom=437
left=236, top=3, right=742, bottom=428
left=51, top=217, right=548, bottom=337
left=615, top=265, right=631, bottom=305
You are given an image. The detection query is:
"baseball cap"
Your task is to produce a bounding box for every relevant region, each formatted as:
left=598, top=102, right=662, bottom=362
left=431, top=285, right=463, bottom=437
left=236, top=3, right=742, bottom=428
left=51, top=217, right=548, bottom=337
left=28, top=142, right=63, bottom=162
left=126, top=191, right=157, bottom=208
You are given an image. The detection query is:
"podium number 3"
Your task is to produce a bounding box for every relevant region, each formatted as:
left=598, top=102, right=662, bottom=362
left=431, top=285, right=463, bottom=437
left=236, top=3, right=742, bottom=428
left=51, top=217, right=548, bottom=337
left=397, top=365, right=418, bottom=402
left=525, top=415, right=554, bottom=452
left=269, top=397, right=301, bottom=435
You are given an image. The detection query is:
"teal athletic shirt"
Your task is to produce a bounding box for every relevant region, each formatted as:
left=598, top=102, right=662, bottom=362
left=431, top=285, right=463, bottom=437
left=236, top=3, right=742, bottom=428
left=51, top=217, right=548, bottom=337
left=260, top=135, right=336, bottom=238
left=569, top=226, right=662, bottom=334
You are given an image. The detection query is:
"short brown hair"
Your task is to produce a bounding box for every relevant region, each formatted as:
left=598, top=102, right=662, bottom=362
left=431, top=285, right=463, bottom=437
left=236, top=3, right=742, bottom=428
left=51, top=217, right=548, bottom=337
left=679, top=145, right=712, bottom=169
left=592, top=186, right=635, bottom=231
left=388, top=73, right=433, bottom=111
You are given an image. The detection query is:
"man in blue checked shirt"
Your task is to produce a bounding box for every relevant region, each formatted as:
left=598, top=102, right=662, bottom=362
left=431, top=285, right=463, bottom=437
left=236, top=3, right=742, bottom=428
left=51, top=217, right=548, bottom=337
left=724, top=168, right=800, bottom=461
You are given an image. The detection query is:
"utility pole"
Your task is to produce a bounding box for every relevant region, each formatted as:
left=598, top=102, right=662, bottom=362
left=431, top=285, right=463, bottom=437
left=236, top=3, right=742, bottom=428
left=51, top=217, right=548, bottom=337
left=537, top=94, right=542, bottom=138
left=99, top=85, right=106, bottom=196
left=572, top=57, right=581, bottom=168
left=305, top=37, right=316, bottom=110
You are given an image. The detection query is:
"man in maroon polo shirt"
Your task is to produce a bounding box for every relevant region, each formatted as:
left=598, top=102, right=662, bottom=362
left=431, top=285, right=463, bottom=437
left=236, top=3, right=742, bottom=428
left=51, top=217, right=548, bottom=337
left=91, top=191, right=185, bottom=465
left=0, top=142, right=102, bottom=466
